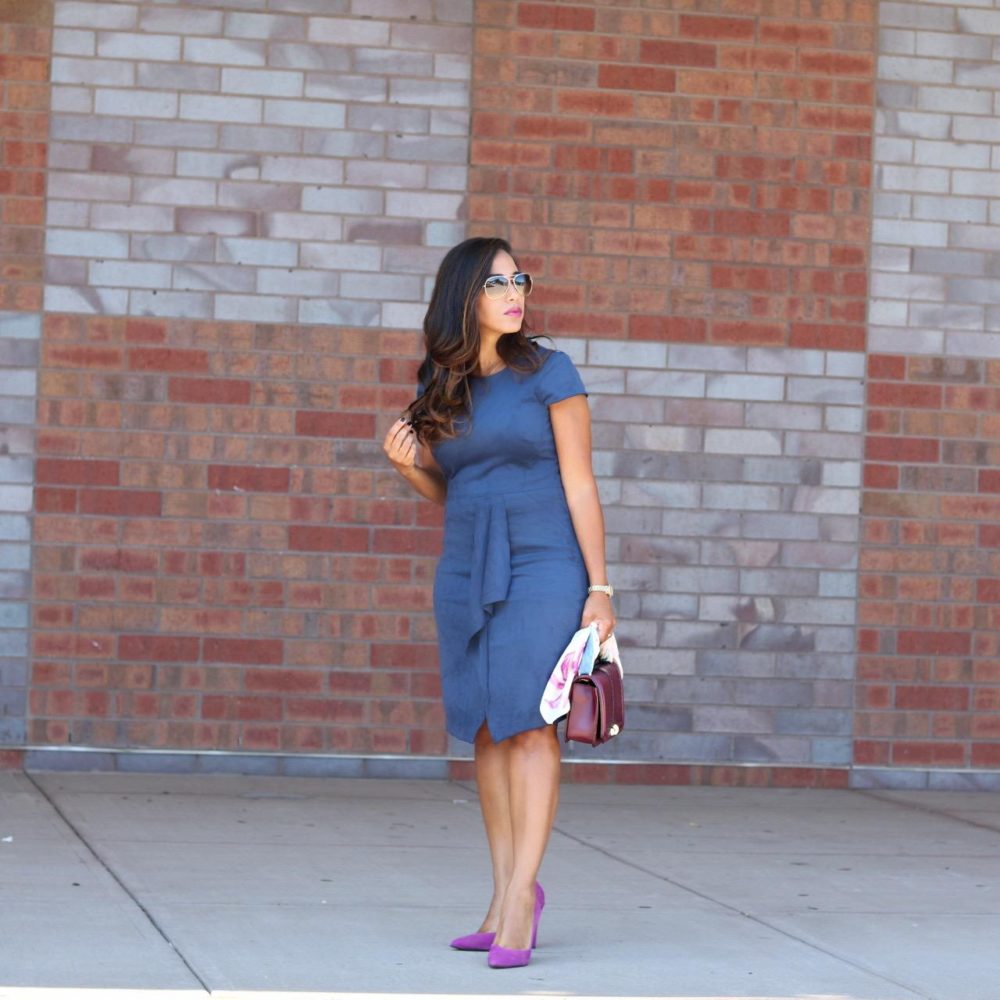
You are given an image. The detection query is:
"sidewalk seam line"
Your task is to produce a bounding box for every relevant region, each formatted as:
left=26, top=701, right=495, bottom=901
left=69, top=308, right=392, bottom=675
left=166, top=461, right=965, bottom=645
left=25, top=772, right=212, bottom=996
left=858, top=790, right=1000, bottom=837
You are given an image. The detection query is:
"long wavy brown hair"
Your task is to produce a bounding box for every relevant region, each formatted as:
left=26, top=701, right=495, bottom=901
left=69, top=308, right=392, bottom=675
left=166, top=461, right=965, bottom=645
left=405, top=236, right=543, bottom=444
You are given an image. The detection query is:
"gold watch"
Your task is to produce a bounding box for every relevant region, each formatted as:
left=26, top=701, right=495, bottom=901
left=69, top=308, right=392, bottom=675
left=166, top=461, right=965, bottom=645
left=588, top=584, right=614, bottom=597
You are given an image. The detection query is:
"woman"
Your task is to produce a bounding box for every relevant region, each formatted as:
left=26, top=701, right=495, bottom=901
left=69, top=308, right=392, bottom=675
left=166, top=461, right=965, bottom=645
left=382, top=236, right=615, bottom=969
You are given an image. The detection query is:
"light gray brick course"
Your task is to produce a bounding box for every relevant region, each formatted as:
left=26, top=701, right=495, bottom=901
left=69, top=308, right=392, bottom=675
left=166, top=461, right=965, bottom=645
left=306, top=73, right=387, bottom=103
left=89, top=260, right=172, bottom=289
left=912, top=195, right=988, bottom=223
left=183, top=37, right=266, bottom=66
left=51, top=85, right=92, bottom=113
left=788, top=377, right=864, bottom=405
left=875, top=136, right=913, bottom=162
left=301, top=187, right=384, bottom=214
left=879, top=55, right=953, bottom=85
left=958, top=8, right=1000, bottom=36
left=353, top=47, right=433, bottom=76
left=702, top=483, right=781, bottom=511
left=880, top=28, right=915, bottom=55
left=669, top=344, right=746, bottom=371
left=222, top=68, right=305, bottom=98
left=704, top=429, right=781, bottom=456
left=45, top=285, right=129, bottom=314
left=297, top=299, right=380, bottom=326
left=620, top=480, right=701, bottom=509
left=96, top=30, right=181, bottom=61
left=95, top=87, right=179, bottom=119
left=916, top=30, right=991, bottom=59
left=389, top=78, right=469, bottom=108
left=135, top=121, right=219, bottom=150
left=181, top=94, right=263, bottom=124
left=225, top=11, right=306, bottom=39
left=130, top=289, right=211, bottom=318
left=705, top=373, right=784, bottom=401
left=0, top=314, right=41, bottom=339
left=173, top=263, right=254, bottom=294
left=139, top=7, right=223, bottom=35
left=270, top=42, right=350, bottom=71
left=51, top=55, right=135, bottom=87
left=879, top=164, right=949, bottom=194
left=308, top=17, right=389, bottom=46
left=56, top=1, right=138, bottom=29
left=625, top=370, right=705, bottom=398
left=918, top=84, right=992, bottom=114
left=881, top=3, right=955, bottom=31
left=52, top=27, right=95, bottom=56
left=748, top=348, right=824, bottom=375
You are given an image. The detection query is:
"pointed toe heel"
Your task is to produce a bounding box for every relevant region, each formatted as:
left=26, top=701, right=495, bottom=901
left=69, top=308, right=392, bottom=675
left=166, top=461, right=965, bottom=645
left=449, top=931, right=495, bottom=951
left=487, top=881, right=545, bottom=969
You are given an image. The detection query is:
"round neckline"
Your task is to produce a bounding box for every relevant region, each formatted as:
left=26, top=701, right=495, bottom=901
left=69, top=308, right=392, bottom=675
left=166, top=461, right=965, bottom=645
left=472, top=365, right=508, bottom=380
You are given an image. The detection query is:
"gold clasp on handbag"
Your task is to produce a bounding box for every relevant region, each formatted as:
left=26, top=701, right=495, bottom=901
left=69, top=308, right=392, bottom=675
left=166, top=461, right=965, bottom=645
left=608, top=724, right=620, bottom=737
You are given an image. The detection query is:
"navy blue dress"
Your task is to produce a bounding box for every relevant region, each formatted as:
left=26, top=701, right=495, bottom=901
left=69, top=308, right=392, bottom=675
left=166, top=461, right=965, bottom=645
left=428, top=348, right=589, bottom=743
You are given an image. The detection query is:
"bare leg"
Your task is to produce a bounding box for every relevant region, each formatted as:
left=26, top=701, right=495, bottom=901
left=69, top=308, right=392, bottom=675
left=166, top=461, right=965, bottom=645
left=493, top=723, right=561, bottom=950
left=472, top=721, right=513, bottom=932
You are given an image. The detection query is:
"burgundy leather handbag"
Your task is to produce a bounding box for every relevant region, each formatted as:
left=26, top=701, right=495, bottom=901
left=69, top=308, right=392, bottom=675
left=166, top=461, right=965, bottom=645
left=565, top=657, right=625, bottom=746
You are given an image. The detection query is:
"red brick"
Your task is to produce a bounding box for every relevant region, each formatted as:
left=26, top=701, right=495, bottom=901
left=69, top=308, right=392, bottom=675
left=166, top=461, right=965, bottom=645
left=44, top=345, right=123, bottom=369
left=36, top=459, right=119, bottom=487
left=868, top=382, right=942, bottom=409
left=895, top=685, right=970, bottom=712
left=207, top=464, right=290, bottom=493
left=294, top=410, right=376, bottom=438
left=119, top=635, right=200, bottom=662
left=168, top=377, right=251, bottom=405
left=203, top=638, right=284, bottom=665
left=289, top=525, right=368, bottom=553
left=246, top=668, right=323, bottom=694
left=628, top=315, right=707, bottom=342
left=372, top=528, right=443, bottom=556
left=865, top=437, right=939, bottom=464
left=679, top=14, right=754, bottom=40
left=892, top=741, right=967, bottom=767
left=640, top=39, right=717, bottom=68
left=897, top=631, right=972, bottom=656
left=127, top=348, right=209, bottom=373
left=598, top=64, right=676, bottom=93
left=79, top=489, right=161, bottom=516
left=517, top=3, right=595, bottom=32
left=556, top=89, right=634, bottom=117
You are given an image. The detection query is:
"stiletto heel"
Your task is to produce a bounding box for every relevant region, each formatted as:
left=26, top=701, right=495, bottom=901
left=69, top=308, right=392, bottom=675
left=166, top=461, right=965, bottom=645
left=488, top=882, right=545, bottom=969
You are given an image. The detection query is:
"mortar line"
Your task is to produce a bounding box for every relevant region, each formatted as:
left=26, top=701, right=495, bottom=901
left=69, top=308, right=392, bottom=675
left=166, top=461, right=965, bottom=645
left=25, top=772, right=211, bottom=996
left=456, top=779, right=934, bottom=1000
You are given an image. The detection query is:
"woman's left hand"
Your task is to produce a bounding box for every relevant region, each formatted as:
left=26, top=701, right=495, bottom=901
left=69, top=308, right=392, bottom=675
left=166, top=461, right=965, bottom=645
left=581, top=592, right=616, bottom=645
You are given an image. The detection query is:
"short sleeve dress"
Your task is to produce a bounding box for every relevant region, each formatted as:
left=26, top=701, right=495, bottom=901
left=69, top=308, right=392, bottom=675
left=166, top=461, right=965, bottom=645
left=427, top=347, right=589, bottom=744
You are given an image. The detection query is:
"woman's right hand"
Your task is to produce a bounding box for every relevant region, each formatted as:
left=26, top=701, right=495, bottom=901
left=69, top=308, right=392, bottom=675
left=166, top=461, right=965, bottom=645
left=383, top=417, right=418, bottom=472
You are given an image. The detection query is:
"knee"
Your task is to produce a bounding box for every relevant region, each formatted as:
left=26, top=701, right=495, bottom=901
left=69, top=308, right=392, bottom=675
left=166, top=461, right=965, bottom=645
left=507, top=725, right=556, bottom=752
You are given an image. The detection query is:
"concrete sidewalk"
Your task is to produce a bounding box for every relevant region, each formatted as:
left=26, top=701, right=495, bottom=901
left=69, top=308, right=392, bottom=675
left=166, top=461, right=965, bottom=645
left=0, top=771, right=997, bottom=1000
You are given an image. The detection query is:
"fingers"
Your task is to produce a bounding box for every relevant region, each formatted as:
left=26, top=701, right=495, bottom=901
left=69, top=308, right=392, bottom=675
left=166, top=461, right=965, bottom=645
left=580, top=612, right=616, bottom=644
left=383, top=418, right=417, bottom=467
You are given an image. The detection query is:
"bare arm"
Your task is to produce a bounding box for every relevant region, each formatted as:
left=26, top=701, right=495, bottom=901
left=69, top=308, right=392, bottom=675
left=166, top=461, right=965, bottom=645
left=549, top=395, right=617, bottom=642
left=382, top=418, right=447, bottom=506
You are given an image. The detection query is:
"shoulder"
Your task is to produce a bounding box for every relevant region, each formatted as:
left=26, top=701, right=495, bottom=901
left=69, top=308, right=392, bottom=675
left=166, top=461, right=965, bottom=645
left=529, top=345, right=587, bottom=404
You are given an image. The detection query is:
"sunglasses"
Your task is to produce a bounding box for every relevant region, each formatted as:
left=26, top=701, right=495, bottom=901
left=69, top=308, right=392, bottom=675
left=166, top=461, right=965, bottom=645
left=482, top=272, right=533, bottom=299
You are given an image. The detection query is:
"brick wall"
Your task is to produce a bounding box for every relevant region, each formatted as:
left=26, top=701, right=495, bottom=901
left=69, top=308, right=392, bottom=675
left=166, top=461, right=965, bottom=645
left=0, top=0, right=50, bottom=311
left=859, top=0, right=1000, bottom=774
left=467, top=1, right=875, bottom=771
left=27, top=0, right=472, bottom=757
left=1, top=0, right=998, bottom=786
left=45, top=0, right=471, bottom=326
